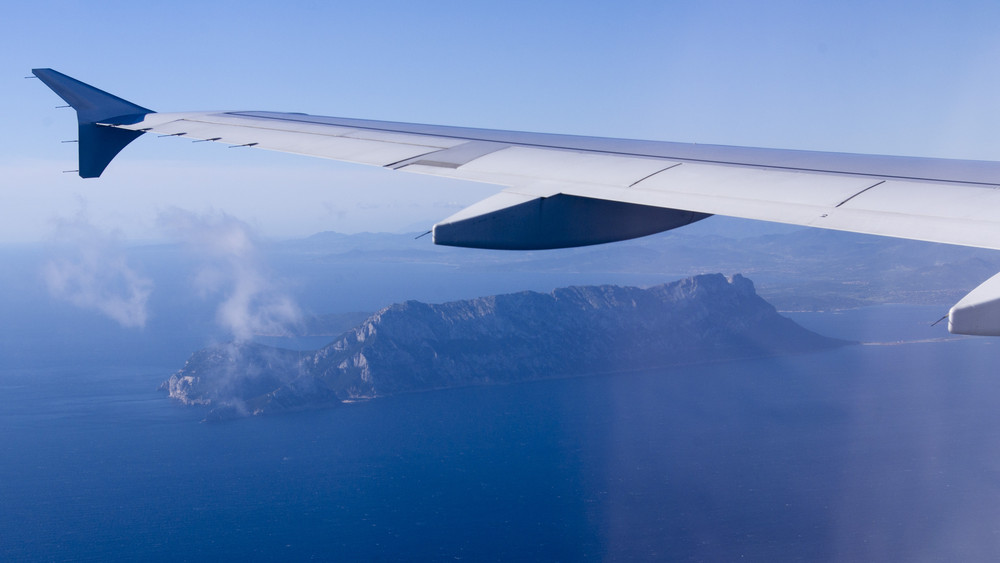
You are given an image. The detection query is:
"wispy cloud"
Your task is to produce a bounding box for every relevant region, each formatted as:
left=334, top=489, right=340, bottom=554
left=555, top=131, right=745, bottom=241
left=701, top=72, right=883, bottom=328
left=43, top=212, right=153, bottom=328
left=158, top=208, right=301, bottom=341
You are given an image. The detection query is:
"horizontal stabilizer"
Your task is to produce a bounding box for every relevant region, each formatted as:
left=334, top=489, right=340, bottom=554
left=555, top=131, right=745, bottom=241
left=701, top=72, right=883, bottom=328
left=32, top=68, right=153, bottom=177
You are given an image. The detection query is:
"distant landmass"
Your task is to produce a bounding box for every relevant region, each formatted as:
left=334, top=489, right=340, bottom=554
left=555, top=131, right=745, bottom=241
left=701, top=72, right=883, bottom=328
left=163, top=274, right=850, bottom=420
left=279, top=226, right=1000, bottom=310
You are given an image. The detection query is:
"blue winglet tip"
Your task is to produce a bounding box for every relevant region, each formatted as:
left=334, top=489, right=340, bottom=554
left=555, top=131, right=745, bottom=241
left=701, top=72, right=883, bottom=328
left=32, top=68, right=154, bottom=178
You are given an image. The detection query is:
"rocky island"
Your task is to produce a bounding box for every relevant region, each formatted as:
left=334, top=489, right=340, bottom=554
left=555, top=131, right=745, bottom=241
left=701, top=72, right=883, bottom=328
left=163, top=274, right=850, bottom=420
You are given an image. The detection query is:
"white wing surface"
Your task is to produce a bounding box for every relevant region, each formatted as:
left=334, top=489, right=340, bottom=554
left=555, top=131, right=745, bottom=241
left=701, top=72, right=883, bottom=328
left=31, top=68, right=1000, bottom=334
left=106, top=109, right=1000, bottom=252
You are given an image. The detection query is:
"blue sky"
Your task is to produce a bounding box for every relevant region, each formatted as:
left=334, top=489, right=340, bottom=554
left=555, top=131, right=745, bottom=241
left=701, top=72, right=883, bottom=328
left=5, top=0, right=1000, bottom=242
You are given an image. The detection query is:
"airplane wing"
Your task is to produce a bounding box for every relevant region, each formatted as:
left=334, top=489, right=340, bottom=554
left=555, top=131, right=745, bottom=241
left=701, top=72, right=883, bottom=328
left=30, top=68, right=1000, bottom=335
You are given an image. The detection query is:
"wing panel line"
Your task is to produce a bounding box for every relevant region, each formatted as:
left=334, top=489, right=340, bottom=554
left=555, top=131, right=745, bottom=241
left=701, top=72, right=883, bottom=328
left=835, top=181, right=885, bottom=208
left=628, top=163, right=684, bottom=188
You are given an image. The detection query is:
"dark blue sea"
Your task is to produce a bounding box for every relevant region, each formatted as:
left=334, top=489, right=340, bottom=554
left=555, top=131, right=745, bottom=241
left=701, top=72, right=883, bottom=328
left=2, top=303, right=1000, bottom=562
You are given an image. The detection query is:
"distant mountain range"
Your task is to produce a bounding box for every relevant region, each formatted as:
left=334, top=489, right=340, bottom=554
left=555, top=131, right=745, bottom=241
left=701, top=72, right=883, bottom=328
left=280, top=226, right=1000, bottom=310
left=163, top=274, right=850, bottom=420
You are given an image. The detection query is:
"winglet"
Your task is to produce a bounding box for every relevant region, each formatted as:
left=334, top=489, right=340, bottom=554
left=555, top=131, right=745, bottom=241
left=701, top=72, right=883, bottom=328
left=32, top=68, right=154, bottom=178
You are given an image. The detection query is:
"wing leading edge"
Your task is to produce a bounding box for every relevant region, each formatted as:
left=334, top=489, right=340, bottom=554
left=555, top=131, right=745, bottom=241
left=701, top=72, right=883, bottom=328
left=31, top=68, right=1000, bottom=335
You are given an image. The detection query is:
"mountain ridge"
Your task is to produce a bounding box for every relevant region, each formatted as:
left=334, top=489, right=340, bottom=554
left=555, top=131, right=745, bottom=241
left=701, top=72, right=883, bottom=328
left=163, top=274, right=851, bottom=420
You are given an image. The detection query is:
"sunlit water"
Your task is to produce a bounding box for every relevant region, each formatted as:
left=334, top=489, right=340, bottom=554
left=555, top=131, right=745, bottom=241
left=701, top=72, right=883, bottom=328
left=2, top=306, right=998, bottom=561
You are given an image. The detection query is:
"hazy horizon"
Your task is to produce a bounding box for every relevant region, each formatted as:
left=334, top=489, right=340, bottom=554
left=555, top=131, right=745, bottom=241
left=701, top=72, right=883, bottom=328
left=6, top=2, right=1000, bottom=559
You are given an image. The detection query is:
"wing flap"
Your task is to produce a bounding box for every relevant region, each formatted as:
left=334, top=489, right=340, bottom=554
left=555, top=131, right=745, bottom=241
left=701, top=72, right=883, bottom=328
left=448, top=146, right=676, bottom=187
left=632, top=162, right=875, bottom=207
left=543, top=173, right=1000, bottom=249
left=837, top=179, right=1000, bottom=222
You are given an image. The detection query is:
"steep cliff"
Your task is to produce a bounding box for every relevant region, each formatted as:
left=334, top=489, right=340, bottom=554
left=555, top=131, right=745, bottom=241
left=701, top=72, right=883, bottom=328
left=164, top=274, right=849, bottom=419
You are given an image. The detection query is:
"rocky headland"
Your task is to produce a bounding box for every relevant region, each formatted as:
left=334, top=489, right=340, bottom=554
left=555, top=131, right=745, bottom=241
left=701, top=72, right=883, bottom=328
left=163, top=274, right=850, bottom=420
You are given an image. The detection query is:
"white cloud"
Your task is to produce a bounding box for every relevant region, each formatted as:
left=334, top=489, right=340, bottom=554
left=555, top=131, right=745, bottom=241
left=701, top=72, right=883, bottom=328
left=158, top=208, right=301, bottom=341
left=43, top=211, right=153, bottom=328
